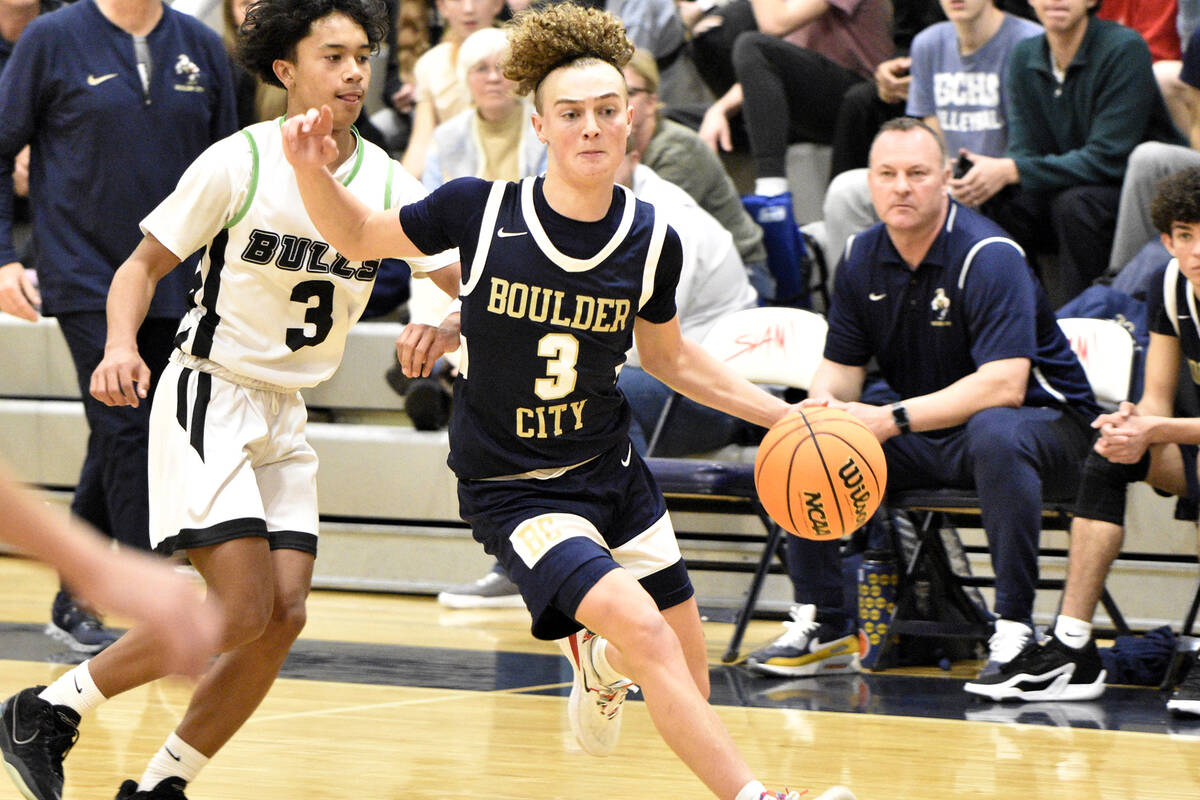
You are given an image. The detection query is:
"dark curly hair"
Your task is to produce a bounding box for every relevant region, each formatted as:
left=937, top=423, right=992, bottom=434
left=1150, top=167, right=1200, bottom=234
left=503, top=3, right=634, bottom=109
left=237, top=0, right=389, bottom=88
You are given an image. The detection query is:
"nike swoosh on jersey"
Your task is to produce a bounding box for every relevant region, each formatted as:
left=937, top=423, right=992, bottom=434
left=869, top=292, right=887, bottom=301
left=87, top=73, right=118, bottom=86
left=620, top=444, right=632, bottom=467
left=497, top=228, right=528, bottom=238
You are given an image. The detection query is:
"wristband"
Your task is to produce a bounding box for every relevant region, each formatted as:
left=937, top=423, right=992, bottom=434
left=890, top=401, right=911, bottom=434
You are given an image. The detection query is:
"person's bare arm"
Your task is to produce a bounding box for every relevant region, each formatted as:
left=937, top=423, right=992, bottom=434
left=90, top=235, right=180, bottom=408
left=282, top=106, right=428, bottom=261
left=0, top=461, right=220, bottom=676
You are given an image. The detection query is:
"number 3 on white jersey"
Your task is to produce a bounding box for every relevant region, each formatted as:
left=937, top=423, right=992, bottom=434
left=534, top=333, right=579, bottom=400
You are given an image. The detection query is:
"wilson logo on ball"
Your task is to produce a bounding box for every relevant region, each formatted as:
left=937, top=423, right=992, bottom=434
left=755, top=407, right=887, bottom=541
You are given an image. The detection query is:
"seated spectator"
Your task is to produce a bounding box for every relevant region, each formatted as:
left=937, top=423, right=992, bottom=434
left=372, top=0, right=436, bottom=157
left=1107, top=23, right=1200, bottom=276
left=623, top=48, right=770, bottom=297
left=422, top=26, right=546, bottom=189
left=438, top=148, right=760, bottom=610
left=745, top=118, right=1097, bottom=685
left=699, top=0, right=892, bottom=199
left=950, top=0, right=1184, bottom=307
left=822, top=0, right=1041, bottom=268
left=964, top=167, right=1200, bottom=715
left=401, top=0, right=505, bottom=178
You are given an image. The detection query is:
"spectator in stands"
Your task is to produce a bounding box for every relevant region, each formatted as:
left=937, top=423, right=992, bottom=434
left=422, top=26, right=546, bottom=189
left=964, top=167, right=1200, bottom=715
left=698, top=0, right=892, bottom=196
left=745, top=119, right=1098, bottom=686
left=624, top=48, right=771, bottom=298
left=0, top=0, right=237, bottom=654
left=950, top=0, right=1184, bottom=306
left=401, top=0, right=506, bottom=178
left=371, top=0, right=435, bottom=157
left=1106, top=24, right=1200, bottom=275
left=822, top=0, right=1041, bottom=262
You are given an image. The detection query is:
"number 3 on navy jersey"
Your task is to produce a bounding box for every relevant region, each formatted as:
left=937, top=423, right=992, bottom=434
left=534, top=333, right=579, bottom=400
left=286, top=280, right=334, bottom=351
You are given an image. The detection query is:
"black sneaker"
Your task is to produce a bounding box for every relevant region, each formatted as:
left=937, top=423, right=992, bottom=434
left=1167, top=652, right=1200, bottom=716
left=46, top=590, right=119, bottom=654
left=0, top=686, right=80, bottom=800
left=963, top=636, right=1107, bottom=702
left=114, top=777, right=189, bottom=799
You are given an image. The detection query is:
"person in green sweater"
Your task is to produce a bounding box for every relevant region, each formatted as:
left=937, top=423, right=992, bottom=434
left=948, top=0, right=1185, bottom=306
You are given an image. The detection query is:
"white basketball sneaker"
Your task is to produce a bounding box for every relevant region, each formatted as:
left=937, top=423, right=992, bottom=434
left=558, top=630, right=637, bottom=756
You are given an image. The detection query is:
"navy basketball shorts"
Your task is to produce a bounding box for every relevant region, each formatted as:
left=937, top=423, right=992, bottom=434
left=1073, top=443, right=1200, bottom=525
left=148, top=358, right=319, bottom=557
left=457, top=441, right=694, bottom=640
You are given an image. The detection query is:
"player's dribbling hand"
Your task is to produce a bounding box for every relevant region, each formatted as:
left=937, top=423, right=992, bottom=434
left=90, top=346, right=151, bottom=408
left=281, top=106, right=339, bottom=171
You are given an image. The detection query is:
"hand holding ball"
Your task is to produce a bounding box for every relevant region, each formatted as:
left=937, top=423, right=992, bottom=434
left=754, top=407, right=887, bottom=540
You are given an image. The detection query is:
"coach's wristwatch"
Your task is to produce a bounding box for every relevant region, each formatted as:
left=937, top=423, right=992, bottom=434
left=890, top=402, right=911, bottom=435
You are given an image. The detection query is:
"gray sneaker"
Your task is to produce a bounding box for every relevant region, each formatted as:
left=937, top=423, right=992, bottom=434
left=436, top=570, right=524, bottom=609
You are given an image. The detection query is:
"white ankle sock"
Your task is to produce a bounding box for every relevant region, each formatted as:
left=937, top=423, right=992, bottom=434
left=754, top=177, right=788, bottom=197
left=139, top=732, right=208, bottom=791
left=39, top=661, right=106, bottom=716
left=735, top=780, right=767, bottom=800
left=589, top=637, right=628, bottom=686
left=1054, top=615, right=1092, bottom=649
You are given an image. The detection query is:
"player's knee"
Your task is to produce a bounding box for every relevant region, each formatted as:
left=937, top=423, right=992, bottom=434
left=217, top=597, right=273, bottom=650
left=267, top=592, right=308, bottom=644
left=613, top=611, right=677, bottom=670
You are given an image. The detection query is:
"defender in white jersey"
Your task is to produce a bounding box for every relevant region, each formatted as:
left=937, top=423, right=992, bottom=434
left=284, top=6, right=854, bottom=800
left=0, top=4, right=452, bottom=800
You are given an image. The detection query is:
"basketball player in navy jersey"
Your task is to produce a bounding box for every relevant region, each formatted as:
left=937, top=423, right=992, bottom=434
left=283, top=5, right=854, bottom=800
left=0, top=2, right=453, bottom=800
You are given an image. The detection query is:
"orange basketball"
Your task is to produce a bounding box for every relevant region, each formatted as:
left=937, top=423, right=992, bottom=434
left=754, top=407, right=888, bottom=541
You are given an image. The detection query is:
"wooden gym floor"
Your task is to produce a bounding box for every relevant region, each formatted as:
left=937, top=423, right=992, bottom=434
left=1, top=556, right=1197, bottom=800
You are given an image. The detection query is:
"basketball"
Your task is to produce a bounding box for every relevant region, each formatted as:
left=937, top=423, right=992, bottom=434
left=754, top=407, right=888, bottom=541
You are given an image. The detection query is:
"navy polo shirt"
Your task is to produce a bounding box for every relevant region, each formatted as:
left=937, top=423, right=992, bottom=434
left=0, top=0, right=236, bottom=317
left=826, top=199, right=1099, bottom=419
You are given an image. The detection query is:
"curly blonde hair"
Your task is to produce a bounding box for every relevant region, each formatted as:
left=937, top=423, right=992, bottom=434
left=502, top=3, right=634, bottom=107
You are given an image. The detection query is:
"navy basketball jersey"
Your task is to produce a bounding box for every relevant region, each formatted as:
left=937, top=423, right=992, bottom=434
left=1155, top=258, right=1200, bottom=407
left=400, top=176, right=684, bottom=479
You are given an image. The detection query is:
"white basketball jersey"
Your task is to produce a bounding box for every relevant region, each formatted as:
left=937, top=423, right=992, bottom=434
left=142, top=120, right=453, bottom=389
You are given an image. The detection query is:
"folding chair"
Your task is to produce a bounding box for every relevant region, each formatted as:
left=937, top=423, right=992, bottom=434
left=644, top=306, right=828, bottom=662
left=873, top=318, right=1140, bottom=669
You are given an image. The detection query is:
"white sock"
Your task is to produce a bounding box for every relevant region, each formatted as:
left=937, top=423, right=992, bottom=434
left=589, top=637, right=629, bottom=687
left=735, top=780, right=767, bottom=800
left=1054, top=615, right=1092, bottom=649
left=754, top=177, right=789, bottom=197
left=39, top=661, right=107, bottom=716
left=139, top=732, right=208, bottom=791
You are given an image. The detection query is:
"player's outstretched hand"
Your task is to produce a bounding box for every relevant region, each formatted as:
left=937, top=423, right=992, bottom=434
left=281, top=106, right=339, bottom=171
left=397, top=312, right=461, bottom=378
left=91, top=345, right=151, bottom=408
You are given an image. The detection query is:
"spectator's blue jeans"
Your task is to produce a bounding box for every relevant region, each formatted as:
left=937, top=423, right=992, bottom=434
left=618, top=365, right=745, bottom=457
